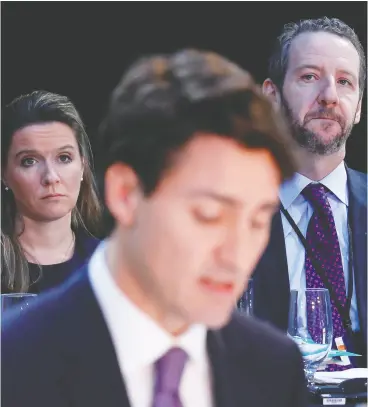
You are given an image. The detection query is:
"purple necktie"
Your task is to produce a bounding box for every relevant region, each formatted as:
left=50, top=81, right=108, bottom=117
left=302, top=183, right=352, bottom=371
left=152, top=347, right=188, bottom=407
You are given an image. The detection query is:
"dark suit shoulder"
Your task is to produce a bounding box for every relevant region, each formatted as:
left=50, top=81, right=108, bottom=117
left=223, top=312, right=300, bottom=356
left=2, top=266, right=91, bottom=349
left=347, top=167, right=367, bottom=180
left=217, top=313, right=307, bottom=407
left=2, top=266, right=110, bottom=407
left=347, top=167, right=367, bottom=200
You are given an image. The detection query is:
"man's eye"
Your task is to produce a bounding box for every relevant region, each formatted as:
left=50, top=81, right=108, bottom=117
left=338, top=79, right=352, bottom=87
left=301, top=74, right=317, bottom=81
left=194, top=209, right=223, bottom=224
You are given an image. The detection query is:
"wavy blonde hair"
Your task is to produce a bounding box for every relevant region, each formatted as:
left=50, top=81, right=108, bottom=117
left=2, top=90, right=103, bottom=292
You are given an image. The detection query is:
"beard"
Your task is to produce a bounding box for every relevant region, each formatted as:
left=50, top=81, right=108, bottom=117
left=280, top=93, right=355, bottom=156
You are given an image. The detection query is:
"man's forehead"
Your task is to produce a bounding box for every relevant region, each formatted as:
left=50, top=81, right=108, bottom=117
left=289, top=32, right=360, bottom=71
left=186, top=188, right=280, bottom=210
left=153, top=136, right=281, bottom=202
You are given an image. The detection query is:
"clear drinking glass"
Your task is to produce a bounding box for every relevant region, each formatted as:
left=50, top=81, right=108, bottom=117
left=288, top=288, right=333, bottom=389
left=1, top=293, right=38, bottom=313
left=238, top=278, right=254, bottom=316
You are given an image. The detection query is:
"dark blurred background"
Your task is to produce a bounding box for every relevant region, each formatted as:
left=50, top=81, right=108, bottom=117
left=2, top=2, right=367, bottom=172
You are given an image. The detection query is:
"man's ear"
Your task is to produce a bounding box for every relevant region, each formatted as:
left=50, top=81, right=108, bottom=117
left=354, top=99, right=362, bottom=124
left=262, top=78, right=282, bottom=111
left=104, top=163, right=142, bottom=228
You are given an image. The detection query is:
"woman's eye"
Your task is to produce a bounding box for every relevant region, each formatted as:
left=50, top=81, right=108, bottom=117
left=21, top=158, right=36, bottom=167
left=59, top=154, right=72, bottom=163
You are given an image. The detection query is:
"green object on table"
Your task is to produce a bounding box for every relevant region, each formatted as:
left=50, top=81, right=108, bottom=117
left=328, top=350, right=361, bottom=357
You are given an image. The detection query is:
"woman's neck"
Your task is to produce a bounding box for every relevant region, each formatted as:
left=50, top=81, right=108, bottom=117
left=17, top=213, right=75, bottom=264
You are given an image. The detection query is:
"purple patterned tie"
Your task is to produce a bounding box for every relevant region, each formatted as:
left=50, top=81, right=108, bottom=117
left=302, top=183, right=352, bottom=371
left=152, top=347, right=188, bottom=407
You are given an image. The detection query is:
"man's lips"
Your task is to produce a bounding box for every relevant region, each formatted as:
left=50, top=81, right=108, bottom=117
left=309, top=117, right=339, bottom=123
left=199, top=277, right=235, bottom=294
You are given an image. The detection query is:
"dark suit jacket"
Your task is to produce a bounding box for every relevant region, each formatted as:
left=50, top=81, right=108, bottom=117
left=252, top=168, right=367, bottom=351
left=2, top=265, right=307, bottom=407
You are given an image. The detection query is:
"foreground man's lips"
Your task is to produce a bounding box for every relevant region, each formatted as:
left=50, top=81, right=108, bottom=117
left=199, top=277, right=235, bottom=294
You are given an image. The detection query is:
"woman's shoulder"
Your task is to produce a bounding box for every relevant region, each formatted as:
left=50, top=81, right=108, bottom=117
left=75, top=229, right=101, bottom=257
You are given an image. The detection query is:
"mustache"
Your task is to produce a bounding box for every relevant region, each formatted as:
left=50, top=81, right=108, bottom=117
left=304, top=109, right=345, bottom=127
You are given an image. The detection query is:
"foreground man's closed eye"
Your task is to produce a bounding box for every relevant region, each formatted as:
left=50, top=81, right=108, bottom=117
left=2, top=49, right=307, bottom=407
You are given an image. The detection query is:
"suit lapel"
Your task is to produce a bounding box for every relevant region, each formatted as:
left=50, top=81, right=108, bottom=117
left=207, top=317, right=277, bottom=407
left=207, top=329, right=236, bottom=407
left=346, top=168, right=367, bottom=342
left=253, top=212, right=290, bottom=331
left=65, top=269, right=132, bottom=407
left=253, top=167, right=366, bottom=337
left=73, top=271, right=253, bottom=407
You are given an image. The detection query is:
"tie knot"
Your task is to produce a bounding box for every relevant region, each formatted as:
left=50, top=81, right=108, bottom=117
left=154, top=347, right=188, bottom=395
left=302, top=183, right=330, bottom=212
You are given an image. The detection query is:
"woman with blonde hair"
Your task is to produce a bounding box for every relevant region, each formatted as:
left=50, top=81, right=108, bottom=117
left=2, top=90, right=103, bottom=293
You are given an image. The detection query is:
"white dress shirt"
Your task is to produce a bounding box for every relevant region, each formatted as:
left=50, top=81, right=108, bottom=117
left=279, top=161, right=359, bottom=331
left=88, top=242, right=213, bottom=407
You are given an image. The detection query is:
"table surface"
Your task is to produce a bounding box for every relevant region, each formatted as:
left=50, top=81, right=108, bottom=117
left=309, top=404, right=366, bottom=407
left=307, top=381, right=367, bottom=406
left=308, top=398, right=367, bottom=406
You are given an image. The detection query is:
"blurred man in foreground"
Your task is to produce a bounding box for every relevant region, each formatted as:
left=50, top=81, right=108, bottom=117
left=2, top=49, right=307, bottom=407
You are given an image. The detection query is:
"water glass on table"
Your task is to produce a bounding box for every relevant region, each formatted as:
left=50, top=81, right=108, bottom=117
left=1, top=293, right=38, bottom=313
left=238, top=278, right=253, bottom=316
left=288, top=288, right=333, bottom=390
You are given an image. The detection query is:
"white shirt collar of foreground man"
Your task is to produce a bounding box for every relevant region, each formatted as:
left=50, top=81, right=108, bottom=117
left=88, top=240, right=213, bottom=407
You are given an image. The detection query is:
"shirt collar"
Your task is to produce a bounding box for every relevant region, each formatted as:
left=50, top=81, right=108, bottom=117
left=319, top=161, right=348, bottom=206
left=279, top=160, right=348, bottom=209
left=88, top=241, right=208, bottom=373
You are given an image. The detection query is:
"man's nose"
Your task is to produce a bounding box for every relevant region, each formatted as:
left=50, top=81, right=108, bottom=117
left=317, top=78, right=339, bottom=108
